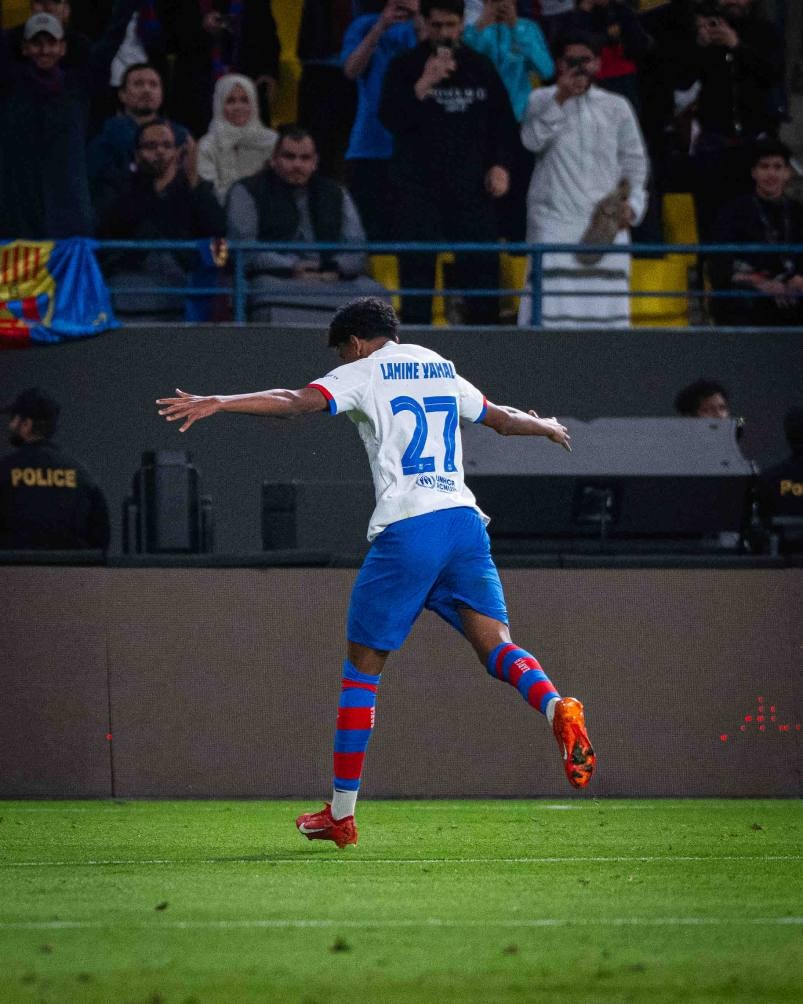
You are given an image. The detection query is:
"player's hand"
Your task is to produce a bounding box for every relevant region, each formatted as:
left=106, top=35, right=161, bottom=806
left=529, top=411, right=572, bottom=451
left=156, top=388, right=221, bottom=433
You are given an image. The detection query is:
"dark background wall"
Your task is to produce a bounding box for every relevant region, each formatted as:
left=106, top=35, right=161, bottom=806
left=1, top=325, right=801, bottom=553
left=1, top=566, right=800, bottom=799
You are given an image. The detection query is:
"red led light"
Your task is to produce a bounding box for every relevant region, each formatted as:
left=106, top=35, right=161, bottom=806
left=105, top=733, right=113, bottom=741
left=723, top=697, right=796, bottom=743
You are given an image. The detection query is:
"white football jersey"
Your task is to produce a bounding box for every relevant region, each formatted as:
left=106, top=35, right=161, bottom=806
left=310, top=342, right=489, bottom=541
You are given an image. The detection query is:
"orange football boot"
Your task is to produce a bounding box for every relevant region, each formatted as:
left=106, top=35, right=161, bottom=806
left=552, top=697, right=596, bottom=788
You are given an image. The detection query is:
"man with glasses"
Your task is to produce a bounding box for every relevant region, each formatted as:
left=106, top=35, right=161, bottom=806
left=95, top=118, right=224, bottom=322
left=88, top=62, right=191, bottom=201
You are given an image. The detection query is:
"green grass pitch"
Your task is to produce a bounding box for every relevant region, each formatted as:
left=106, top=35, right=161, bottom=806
left=0, top=799, right=800, bottom=1003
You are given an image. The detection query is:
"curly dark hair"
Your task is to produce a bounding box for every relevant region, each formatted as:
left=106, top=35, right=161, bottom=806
left=674, top=379, right=730, bottom=417
left=328, top=297, right=400, bottom=347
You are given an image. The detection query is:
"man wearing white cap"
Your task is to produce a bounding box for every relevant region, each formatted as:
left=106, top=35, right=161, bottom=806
left=0, top=2, right=137, bottom=238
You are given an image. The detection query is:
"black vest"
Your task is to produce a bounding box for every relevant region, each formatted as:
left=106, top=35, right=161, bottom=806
left=242, top=169, right=345, bottom=250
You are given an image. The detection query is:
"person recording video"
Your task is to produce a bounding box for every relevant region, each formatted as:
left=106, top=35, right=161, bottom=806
left=379, top=0, right=520, bottom=325
left=518, top=31, right=648, bottom=328
left=685, top=0, right=785, bottom=239
left=341, top=1, right=424, bottom=240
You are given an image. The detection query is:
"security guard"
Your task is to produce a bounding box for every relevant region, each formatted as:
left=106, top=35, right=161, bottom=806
left=758, top=408, right=803, bottom=520
left=0, top=388, right=110, bottom=550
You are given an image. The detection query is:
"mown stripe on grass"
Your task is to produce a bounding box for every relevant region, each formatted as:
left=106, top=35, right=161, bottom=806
left=0, top=917, right=800, bottom=931
left=2, top=855, right=800, bottom=868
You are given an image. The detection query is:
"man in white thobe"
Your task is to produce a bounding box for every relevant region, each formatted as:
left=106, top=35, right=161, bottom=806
left=519, top=31, right=649, bottom=328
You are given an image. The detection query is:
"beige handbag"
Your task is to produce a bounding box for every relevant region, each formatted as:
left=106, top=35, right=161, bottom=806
left=576, top=178, right=631, bottom=265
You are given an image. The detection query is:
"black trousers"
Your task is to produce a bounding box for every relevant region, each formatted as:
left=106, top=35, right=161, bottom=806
left=346, top=159, right=393, bottom=242
left=392, top=180, right=501, bottom=325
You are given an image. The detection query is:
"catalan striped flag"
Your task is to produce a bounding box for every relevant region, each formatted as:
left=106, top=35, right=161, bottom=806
left=0, top=238, right=118, bottom=348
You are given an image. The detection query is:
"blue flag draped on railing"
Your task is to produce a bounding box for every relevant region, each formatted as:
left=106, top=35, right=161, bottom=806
left=0, top=238, right=118, bottom=347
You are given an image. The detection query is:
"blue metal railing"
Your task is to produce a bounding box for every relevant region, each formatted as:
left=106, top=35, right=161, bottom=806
left=97, top=240, right=803, bottom=326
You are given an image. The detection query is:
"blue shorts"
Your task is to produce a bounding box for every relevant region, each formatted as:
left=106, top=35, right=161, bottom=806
left=347, top=506, right=509, bottom=651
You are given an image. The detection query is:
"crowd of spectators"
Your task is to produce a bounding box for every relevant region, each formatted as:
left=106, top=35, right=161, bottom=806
left=0, top=0, right=797, bottom=326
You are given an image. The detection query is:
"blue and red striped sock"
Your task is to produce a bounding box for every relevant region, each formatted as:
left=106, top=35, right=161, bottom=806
left=487, top=642, right=560, bottom=720
left=331, top=660, right=380, bottom=820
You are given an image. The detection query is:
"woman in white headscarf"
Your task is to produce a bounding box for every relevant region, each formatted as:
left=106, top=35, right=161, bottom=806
left=197, top=74, right=278, bottom=205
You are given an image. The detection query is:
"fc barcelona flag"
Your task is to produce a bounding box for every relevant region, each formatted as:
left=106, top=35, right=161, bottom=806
left=0, top=238, right=118, bottom=347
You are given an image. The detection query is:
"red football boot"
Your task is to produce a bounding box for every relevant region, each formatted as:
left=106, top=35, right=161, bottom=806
left=552, top=697, right=596, bottom=788
left=296, top=803, right=358, bottom=849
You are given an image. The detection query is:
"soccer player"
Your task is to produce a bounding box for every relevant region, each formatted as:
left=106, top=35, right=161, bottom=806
left=156, top=297, right=595, bottom=847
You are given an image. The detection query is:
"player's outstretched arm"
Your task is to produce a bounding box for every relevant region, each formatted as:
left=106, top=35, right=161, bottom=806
left=156, top=387, right=328, bottom=433
left=482, top=402, right=572, bottom=452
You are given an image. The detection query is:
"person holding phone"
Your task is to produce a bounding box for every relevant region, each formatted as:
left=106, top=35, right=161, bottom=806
left=171, top=1, right=281, bottom=138
left=518, top=31, right=648, bottom=328
left=549, top=0, right=651, bottom=112
left=684, top=0, right=785, bottom=239
left=341, top=0, right=425, bottom=241
left=379, top=0, right=520, bottom=324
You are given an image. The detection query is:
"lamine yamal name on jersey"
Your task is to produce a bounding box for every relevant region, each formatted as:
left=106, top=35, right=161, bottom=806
left=380, top=360, right=456, bottom=381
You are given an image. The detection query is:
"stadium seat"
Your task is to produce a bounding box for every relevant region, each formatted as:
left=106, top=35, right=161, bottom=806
left=368, top=253, right=457, bottom=324
left=1, top=1, right=28, bottom=29
left=368, top=255, right=401, bottom=313
left=630, top=254, right=690, bottom=327
left=662, top=192, right=699, bottom=265
left=500, top=252, right=528, bottom=320
left=270, top=0, right=303, bottom=126
left=432, top=252, right=455, bottom=326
